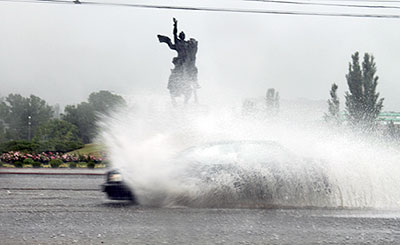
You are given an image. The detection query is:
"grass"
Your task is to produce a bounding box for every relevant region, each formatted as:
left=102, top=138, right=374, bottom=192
left=95, top=164, right=106, bottom=168
left=67, top=143, right=104, bottom=157
left=77, top=162, right=87, bottom=168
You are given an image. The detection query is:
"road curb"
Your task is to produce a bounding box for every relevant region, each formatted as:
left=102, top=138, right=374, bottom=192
left=0, top=168, right=107, bottom=176
left=0, top=171, right=105, bottom=176
left=0, top=187, right=100, bottom=191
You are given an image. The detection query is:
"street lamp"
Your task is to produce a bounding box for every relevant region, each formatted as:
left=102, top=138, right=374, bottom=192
left=28, top=115, right=32, bottom=141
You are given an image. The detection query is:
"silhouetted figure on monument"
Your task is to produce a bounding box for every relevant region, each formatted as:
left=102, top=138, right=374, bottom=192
left=158, top=18, right=199, bottom=106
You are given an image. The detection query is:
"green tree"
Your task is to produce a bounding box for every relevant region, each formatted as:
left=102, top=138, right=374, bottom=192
left=324, top=83, right=341, bottom=125
left=88, top=90, right=126, bottom=116
left=62, top=90, right=126, bottom=143
left=345, top=52, right=384, bottom=130
left=33, top=119, right=84, bottom=152
left=0, top=120, right=6, bottom=143
left=0, top=94, right=53, bottom=140
left=62, top=102, right=96, bottom=144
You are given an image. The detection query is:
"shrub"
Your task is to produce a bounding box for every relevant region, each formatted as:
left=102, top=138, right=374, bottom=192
left=0, top=161, right=3, bottom=167
left=78, top=162, right=87, bottom=168
left=32, top=161, right=41, bottom=168
left=78, top=154, right=87, bottom=162
left=0, top=140, right=39, bottom=153
left=23, top=158, right=34, bottom=165
left=87, top=161, right=95, bottom=169
left=49, top=159, right=63, bottom=168
left=68, top=162, right=77, bottom=168
left=14, top=161, right=23, bottom=168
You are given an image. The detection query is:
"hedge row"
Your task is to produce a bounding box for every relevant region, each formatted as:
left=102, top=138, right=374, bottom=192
left=0, top=151, right=103, bottom=164
left=0, top=140, right=84, bottom=154
left=4, top=159, right=101, bottom=168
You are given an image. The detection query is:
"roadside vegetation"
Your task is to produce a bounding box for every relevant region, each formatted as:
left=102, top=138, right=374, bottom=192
left=0, top=90, right=123, bottom=168
left=1, top=53, right=399, bottom=169
left=0, top=145, right=107, bottom=168
left=243, top=52, right=400, bottom=141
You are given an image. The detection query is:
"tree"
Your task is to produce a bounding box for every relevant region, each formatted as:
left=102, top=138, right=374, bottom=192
left=33, top=119, right=84, bottom=152
left=386, top=121, right=399, bottom=140
left=62, top=90, right=126, bottom=143
left=62, top=102, right=96, bottom=144
left=345, top=52, right=384, bottom=130
left=242, top=98, right=257, bottom=116
left=88, top=90, right=126, bottom=116
left=324, top=83, right=341, bottom=125
left=0, top=120, right=6, bottom=143
left=265, top=88, right=279, bottom=116
left=0, top=94, right=53, bottom=140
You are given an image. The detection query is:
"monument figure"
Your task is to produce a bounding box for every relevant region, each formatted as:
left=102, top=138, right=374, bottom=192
left=157, top=18, right=199, bottom=106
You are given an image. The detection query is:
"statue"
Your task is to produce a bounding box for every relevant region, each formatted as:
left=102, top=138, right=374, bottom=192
left=157, top=18, right=200, bottom=106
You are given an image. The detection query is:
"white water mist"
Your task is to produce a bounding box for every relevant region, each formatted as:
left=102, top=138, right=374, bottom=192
left=99, top=95, right=400, bottom=209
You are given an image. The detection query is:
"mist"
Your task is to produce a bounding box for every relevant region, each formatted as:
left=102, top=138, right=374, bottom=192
left=99, top=94, right=400, bottom=208
left=1, top=0, right=400, bottom=110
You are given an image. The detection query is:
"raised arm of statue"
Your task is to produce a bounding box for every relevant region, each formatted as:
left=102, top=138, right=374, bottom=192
left=173, top=18, right=178, bottom=43
left=157, top=35, right=176, bottom=50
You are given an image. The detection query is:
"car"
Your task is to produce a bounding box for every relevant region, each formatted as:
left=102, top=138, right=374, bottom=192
left=102, top=140, right=332, bottom=207
left=101, top=169, right=137, bottom=203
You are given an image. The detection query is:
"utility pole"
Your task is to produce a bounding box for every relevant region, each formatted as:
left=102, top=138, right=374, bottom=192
left=28, top=115, right=32, bottom=141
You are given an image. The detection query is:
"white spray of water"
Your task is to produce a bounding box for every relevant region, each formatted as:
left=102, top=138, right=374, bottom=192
left=99, top=95, right=400, bottom=209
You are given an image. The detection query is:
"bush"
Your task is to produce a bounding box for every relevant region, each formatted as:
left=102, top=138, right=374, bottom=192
left=32, top=161, right=41, bottom=168
left=0, top=161, right=3, bottom=167
left=49, top=159, right=63, bottom=168
left=78, top=154, right=87, bottom=162
left=23, top=158, right=34, bottom=166
left=0, top=140, right=39, bottom=154
left=68, top=162, right=77, bottom=168
left=78, top=162, right=87, bottom=168
left=0, top=139, right=84, bottom=154
left=14, top=161, right=23, bottom=168
left=87, top=161, right=95, bottom=169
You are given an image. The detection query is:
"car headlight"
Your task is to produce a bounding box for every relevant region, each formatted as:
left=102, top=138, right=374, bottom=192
left=109, top=173, right=123, bottom=182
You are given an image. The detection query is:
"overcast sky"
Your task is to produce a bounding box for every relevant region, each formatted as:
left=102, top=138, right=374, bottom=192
left=1, top=0, right=399, bottom=110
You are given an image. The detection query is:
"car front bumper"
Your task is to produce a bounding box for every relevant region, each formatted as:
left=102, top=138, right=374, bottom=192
left=101, top=181, right=136, bottom=202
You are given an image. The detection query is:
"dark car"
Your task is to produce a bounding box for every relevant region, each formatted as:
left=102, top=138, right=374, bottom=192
left=101, top=169, right=137, bottom=203
left=102, top=141, right=332, bottom=207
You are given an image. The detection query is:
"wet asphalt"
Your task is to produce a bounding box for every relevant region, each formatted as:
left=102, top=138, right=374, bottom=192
left=1, top=170, right=400, bottom=244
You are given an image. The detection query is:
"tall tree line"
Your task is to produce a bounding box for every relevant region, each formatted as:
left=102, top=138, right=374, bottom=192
left=325, top=52, right=384, bottom=131
left=0, top=90, right=126, bottom=149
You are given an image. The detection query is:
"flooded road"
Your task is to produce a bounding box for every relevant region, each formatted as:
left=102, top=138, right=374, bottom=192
left=1, top=171, right=400, bottom=244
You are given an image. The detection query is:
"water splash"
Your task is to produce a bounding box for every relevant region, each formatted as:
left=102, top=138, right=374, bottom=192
left=99, top=95, right=400, bottom=209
